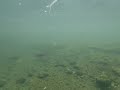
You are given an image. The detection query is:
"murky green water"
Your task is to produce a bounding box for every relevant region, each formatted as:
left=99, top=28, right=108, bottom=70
left=0, top=0, right=120, bottom=90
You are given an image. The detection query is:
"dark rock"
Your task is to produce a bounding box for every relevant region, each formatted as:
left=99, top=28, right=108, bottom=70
left=8, top=56, right=19, bottom=60
left=54, top=64, right=66, bottom=68
left=27, top=73, right=33, bottom=77
left=75, top=71, right=83, bottom=77
left=37, top=73, right=49, bottom=79
left=0, top=80, right=6, bottom=88
left=72, top=66, right=80, bottom=70
left=16, top=78, right=26, bottom=84
left=69, top=62, right=77, bottom=66
left=65, top=70, right=73, bottom=75
left=112, top=67, right=120, bottom=76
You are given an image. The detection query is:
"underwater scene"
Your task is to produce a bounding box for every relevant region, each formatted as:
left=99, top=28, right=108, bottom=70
left=0, top=0, right=120, bottom=90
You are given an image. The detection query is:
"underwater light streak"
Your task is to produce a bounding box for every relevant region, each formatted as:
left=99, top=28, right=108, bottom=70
left=46, top=0, right=58, bottom=14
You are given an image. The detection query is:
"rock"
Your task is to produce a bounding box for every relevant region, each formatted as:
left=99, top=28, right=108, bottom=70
left=34, top=53, right=46, bottom=58
left=37, top=73, right=49, bottom=79
left=112, top=67, right=120, bottom=76
left=72, top=66, right=80, bottom=70
left=16, top=78, right=26, bottom=84
left=75, top=71, right=84, bottom=77
left=69, top=62, right=77, bottom=66
left=8, top=56, right=19, bottom=60
left=54, top=64, right=66, bottom=68
left=27, top=73, right=33, bottom=77
left=0, top=80, right=6, bottom=88
left=65, top=70, right=73, bottom=75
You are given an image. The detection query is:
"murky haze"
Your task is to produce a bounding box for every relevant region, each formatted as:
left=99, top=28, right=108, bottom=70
left=1, top=0, right=120, bottom=46
left=0, top=0, right=120, bottom=90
